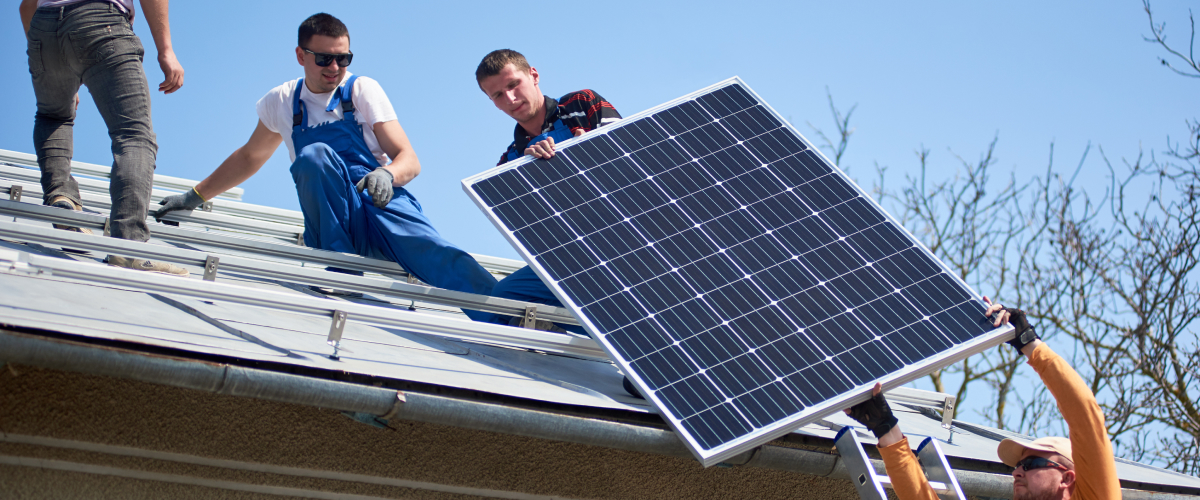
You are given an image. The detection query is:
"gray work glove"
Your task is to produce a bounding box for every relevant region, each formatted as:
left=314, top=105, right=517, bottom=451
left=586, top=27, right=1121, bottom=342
left=154, top=188, right=205, bottom=221
left=355, top=168, right=394, bottom=208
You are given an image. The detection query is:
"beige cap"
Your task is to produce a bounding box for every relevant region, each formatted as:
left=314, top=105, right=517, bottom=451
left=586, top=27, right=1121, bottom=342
left=997, top=436, right=1073, bottom=467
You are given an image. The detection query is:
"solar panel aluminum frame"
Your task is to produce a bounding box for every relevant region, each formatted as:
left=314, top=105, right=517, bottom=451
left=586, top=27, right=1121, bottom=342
left=462, top=77, right=1015, bottom=466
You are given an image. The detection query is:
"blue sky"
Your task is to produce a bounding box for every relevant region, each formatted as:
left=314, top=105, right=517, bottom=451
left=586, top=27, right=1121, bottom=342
left=3, top=1, right=1195, bottom=262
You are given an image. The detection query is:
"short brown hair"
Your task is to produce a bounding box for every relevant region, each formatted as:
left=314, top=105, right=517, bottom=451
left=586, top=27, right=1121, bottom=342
left=475, top=49, right=531, bottom=84
left=299, top=13, right=349, bottom=48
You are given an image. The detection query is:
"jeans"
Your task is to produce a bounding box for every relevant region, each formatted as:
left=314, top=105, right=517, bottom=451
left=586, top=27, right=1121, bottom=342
left=27, top=1, right=156, bottom=242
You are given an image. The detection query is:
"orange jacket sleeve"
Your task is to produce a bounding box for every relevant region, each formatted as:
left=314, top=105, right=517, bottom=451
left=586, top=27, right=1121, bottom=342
left=1027, top=342, right=1121, bottom=500
left=878, top=436, right=938, bottom=500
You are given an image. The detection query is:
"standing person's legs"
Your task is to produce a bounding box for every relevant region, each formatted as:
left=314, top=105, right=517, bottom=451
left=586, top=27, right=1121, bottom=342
left=28, top=7, right=83, bottom=209
left=72, top=3, right=157, bottom=242
left=364, top=190, right=498, bottom=322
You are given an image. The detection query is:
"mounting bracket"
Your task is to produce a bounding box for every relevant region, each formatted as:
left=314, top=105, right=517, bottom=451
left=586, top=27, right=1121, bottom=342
left=327, top=310, right=348, bottom=360
left=521, top=306, right=538, bottom=329
left=202, top=255, right=220, bottom=282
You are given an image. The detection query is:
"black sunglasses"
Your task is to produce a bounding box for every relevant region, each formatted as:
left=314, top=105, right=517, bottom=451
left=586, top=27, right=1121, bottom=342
left=1014, top=456, right=1070, bottom=472
left=302, top=48, right=353, bottom=68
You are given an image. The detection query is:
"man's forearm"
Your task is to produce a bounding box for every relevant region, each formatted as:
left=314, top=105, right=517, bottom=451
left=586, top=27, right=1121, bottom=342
left=20, top=0, right=36, bottom=34
left=136, top=0, right=173, bottom=55
left=384, top=154, right=420, bottom=187
left=194, top=149, right=265, bottom=200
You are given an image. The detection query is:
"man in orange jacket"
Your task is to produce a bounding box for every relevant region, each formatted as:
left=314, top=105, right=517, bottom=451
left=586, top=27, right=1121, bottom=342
left=846, top=301, right=1121, bottom=500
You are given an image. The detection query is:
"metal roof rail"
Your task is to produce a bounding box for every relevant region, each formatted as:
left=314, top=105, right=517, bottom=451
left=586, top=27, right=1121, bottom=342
left=0, top=219, right=579, bottom=325
left=886, top=386, right=957, bottom=429
left=0, top=163, right=303, bottom=226
left=0, top=248, right=606, bottom=360
left=0, top=174, right=304, bottom=242
left=0, top=149, right=244, bottom=201
left=0, top=199, right=408, bottom=277
left=0, top=164, right=525, bottom=276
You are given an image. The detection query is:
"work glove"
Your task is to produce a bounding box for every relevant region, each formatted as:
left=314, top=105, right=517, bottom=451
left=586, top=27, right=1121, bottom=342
left=1004, top=307, right=1040, bottom=355
left=355, top=168, right=394, bottom=208
left=845, top=389, right=899, bottom=438
left=154, top=188, right=205, bottom=221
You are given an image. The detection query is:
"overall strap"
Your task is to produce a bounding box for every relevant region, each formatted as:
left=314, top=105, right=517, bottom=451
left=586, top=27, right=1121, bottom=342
left=291, top=78, right=308, bottom=131
left=325, top=75, right=360, bottom=123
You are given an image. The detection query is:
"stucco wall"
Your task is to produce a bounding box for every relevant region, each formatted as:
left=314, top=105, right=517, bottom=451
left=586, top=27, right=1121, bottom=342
left=0, top=364, right=873, bottom=500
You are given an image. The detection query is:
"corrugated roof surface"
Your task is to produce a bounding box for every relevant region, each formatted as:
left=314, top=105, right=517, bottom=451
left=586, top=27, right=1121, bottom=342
left=1, top=150, right=1196, bottom=490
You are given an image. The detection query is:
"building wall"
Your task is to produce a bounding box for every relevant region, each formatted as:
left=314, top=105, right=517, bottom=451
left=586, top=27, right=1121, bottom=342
left=0, top=364, right=876, bottom=500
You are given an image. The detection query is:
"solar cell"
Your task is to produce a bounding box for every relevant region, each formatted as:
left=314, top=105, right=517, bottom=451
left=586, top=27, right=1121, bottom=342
left=464, top=78, right=1013, bottom=465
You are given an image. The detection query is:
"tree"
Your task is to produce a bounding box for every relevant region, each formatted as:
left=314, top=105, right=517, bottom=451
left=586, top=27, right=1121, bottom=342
left=813, top=0, right=1199, bottom=474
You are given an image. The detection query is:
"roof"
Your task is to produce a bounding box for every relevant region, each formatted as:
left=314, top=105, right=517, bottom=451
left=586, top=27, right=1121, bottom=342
left=1, top=149, right=1197, bottom=495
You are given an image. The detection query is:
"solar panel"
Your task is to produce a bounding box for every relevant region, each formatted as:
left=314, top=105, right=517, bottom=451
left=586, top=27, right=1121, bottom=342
left=463, top=78, right=1013, bottom=466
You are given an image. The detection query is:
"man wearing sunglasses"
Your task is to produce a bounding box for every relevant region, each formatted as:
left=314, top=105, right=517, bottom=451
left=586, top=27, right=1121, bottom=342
left=845, top=301, right=1120, bottom=500
left=156, top=13, right=496, bottom=314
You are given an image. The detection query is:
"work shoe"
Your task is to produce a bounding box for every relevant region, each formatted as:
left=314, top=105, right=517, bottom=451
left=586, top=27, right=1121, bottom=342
left=47, top=196, right=93, bottom=235
left=107, top=255, right=189, bottom=277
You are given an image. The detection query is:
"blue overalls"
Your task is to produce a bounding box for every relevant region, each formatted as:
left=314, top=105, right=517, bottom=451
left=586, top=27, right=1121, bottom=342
left=485, top=118, right=586, bottom=334
left=288, top=76, right=497, bottom=320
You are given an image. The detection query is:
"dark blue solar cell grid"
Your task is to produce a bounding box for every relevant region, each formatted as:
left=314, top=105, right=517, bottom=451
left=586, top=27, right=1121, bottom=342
left=467, top=81, right=998, bottom=459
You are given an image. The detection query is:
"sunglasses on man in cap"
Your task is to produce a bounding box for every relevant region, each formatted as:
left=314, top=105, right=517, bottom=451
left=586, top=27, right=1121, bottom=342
left=1013, top=456, right=1071, bottom=473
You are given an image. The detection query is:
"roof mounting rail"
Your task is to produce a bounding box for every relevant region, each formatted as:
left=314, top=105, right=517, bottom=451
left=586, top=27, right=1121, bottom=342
left=0, top=219, right=578, bottom=324
left=0, top=248, right=606, bottom=360
left=0, top=168, right=524, bottom=277
left=0, top=149, right=244, bottom=201
left=886, top=386, right=957, bottom=429
left=0, top=175, right=304, bottom=241
left=0, top=199, right=407, bottom=277
left=0, top=163, right=302, bottom=226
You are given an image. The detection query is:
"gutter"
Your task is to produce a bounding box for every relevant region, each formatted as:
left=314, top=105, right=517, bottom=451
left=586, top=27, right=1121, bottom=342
left=1, top=329, right=1193, bottom=499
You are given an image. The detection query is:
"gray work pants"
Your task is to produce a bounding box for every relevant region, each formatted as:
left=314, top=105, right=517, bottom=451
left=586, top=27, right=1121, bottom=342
left=26, top=0, right=156, bottom=242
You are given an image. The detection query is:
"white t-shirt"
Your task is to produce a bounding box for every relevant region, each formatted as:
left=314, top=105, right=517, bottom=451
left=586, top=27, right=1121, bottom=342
left=256, top=72, right=399, bottom=166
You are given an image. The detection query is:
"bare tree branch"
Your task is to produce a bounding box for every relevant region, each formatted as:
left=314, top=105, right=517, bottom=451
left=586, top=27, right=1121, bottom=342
left=1144, top=0, right=1200, bottom=78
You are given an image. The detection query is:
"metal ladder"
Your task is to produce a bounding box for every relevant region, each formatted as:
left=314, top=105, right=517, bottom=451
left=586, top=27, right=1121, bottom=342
left=833, top=427, right=966, bottom=500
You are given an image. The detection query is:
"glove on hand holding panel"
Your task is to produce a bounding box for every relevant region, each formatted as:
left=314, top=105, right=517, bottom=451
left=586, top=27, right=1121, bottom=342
left=1003, top=307, right=1041, bottom=354
left=847, top=391, right=899, bottom=438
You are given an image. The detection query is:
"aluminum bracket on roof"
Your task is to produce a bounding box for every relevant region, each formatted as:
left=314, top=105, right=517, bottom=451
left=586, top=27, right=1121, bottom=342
left=521, top=306, right=538, bottom=329
left=0, top=149, right=244, bottom=200
left=0, top=219, right=580, bottom=325
left=886, top=386, right=957, bottom=429
left=327, top=310, right=348, bottom=360
left=0, top=250, right=608, bottom=360
left=202, top=255, right=219, bottom=282
left=8, top=185, right=20, bottom=202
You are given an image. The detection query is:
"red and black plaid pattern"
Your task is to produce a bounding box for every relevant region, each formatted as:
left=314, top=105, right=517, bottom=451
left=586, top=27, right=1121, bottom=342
left=499, top=90, right=622, bottom=165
